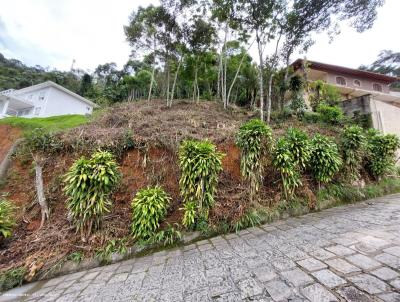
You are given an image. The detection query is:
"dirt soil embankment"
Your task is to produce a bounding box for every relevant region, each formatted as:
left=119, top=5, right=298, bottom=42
left=0, top=124, right=21, bottom=163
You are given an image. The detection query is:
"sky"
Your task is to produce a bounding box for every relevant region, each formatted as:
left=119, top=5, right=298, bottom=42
left=0, top=0, right=399, bottom=72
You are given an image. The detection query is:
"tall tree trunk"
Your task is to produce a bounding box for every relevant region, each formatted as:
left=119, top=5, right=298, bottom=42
left=265, top=32, right=282, bottom=123
left=165, top=58, right=170, bottom=105
left=148, top=65, right=156, bottom=103
left=169, top=56, right=182, bottom=107
left=33, top=154, right=49, bottom=228
left=256, top=31, right=264, bottom=121
left=227, top=40, right=255, bottom=106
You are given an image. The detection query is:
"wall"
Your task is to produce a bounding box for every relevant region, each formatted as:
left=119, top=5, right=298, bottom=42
left=16, top=87, right=49, bottom=117
left=341, top=95, right=372, bottom=116
left=43, top=87, right=93, bottom=117
left=325, top=72, right=390, bottom=94
left=370, top=99, right=400, bottom=136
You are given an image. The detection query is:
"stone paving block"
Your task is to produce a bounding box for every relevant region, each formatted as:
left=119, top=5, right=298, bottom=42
left=378, top=293, right=400, bottom=302
left=325, top=258, right=361, bottom=274
left=345, top=254, right=381, bottom=270
left=325, top=245, right=355, bottom=256
left=108, top=273, right=129, bottom=284
left=252, top=266, right=277, bottom=283
left=270, top=257, right=296, bottom=271
left=63, top=271, right=87, bottom=281
left=375, top=253, right=400, bottom=269
left=91, top=272, right=113, bottom=284
left=264, top=279, right=292, bottom=301
left=384, top=246, right=400, bottom=257
left=184, top=290, right=211, bottom=302
left=311, top=269, right=346, bottom=288
left=331, top=237, right=359, bottom=246
left=348, top=273, right=390, bottom=294
left=336, top=286, right=375, bottom=302
left=370, top=267, right=399, bottom=281
left=297, top=258, right=327, bottom=272
left=309, top=249, right=336, bottom=261
left=390, top=278, right=400, bottom=290
left=237, top=278, right=264, bottom=300
left=54, top=279, right=77, bottom=290
left=281, top=268, right=313, bottom=287
left=300, top=283, right=338, bottom=302
left=80, top=271, right=100, bottom=281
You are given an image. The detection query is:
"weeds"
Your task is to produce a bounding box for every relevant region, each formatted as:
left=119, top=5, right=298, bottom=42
left=0, top=267, right=26, bottom=292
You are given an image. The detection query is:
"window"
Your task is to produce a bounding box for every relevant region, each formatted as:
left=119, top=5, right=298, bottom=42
left=336, top=76, right=346, bottom=86
left=373, top=83, right=383, bottom=92
left=39, top=92, right=45, bottom=101
left=34, top=107, right=41, bottom=116
left=354, top=80, right=361, bottom=87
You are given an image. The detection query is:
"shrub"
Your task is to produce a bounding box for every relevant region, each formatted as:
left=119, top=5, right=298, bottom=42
left=179, top=140, right=224, bottom=224
left=365, top=129, right=400, bottom=179
left=0, top=267, right=26, bottom=292
left=147, top=223, right=182, bottom=246
left=302, top=111, right=320, bottom=123
left=232, top=210, right=262, bottom=232
left=235, top=119, right=272, bottom=200
left=289, top=94, right=307, bottom=116
left=131, top=186, right=170, bottom=240
left=284, top=128, right=311, bottom=170
left=0, top=199, right=16, bottom=239
left=64, top=150, right=121, bottom=240
left=317, top=104, right=344, bottom=125
left=340, top=125, right=366, bottom=180
left=24, top=128, right=63, bottom=153
left=181, top=200, right=196, bottom=229
left=309, top=134, right=342, bottom=184
left=273, top=137, right=301, bottom=199
left=95, top=238, right=128, bottom=263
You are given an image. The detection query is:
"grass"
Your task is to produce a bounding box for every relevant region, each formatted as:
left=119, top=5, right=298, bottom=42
left=0, top=267, right=26, bottom=292
left=0, top=114, right=88, bottom=134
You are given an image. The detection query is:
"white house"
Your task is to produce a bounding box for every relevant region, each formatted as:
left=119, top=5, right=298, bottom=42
left=0, top=81, right=98, bottom=118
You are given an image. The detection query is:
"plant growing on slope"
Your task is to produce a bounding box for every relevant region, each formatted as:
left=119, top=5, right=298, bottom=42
left=95, top=238, right=129, bottom=264
left=284, top=128, right=311, bottom=170
left=365, top=129, right=400, bottom=179
left=273, top=137, right=301, bottom=199
left=64, top=150, right=121, bottom=240
left=147, top=223, right=182, bottom=246
left=131, top=186, right=170, bottom=240
left=179, top=140, right=224, bottom=226
left=0, top=267, right=27, bottom=292
left=316, top=104, right=344, bottom=125
left=0, top=198, right=16, bottom=239
left=340, top=125, right=366, bottom=180
left=235, top=119, right=272, bottom=201
left=309, top=134, right=342, bottom=185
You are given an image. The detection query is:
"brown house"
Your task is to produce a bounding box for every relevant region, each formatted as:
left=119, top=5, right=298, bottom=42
left=292, top=59, right=400, bottom=137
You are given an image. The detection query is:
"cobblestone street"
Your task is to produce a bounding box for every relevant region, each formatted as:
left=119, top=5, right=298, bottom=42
left=2, top=194, right=400, bottom=302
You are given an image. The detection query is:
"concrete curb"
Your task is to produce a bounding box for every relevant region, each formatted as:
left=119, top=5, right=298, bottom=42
left=38, top=231, right=202, bottom=281
left=0, top=139, right=23, bottom=181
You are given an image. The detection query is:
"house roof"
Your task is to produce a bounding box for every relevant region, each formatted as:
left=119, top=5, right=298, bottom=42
left=14, top=81, right=98, bottom=108
left=291, top=59, right=400, bottom=84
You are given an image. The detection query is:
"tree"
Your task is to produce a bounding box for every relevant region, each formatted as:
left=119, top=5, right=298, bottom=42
left=360, top=50, right=400, bottom=88
left=125, top=5, right=179, bottom=103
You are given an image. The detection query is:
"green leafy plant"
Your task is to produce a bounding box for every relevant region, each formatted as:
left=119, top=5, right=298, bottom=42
left=273, top=137, right=302, bottom=199
left=0, top=267, right=26, bottom=292
left=0, top=198, right=16, bottom=239
left=316, top=104, right=344, bottom=125
left=340, top=125, right=366, bottom=180
left=309, top=80, right=341, bottom=110
left=24, top=128, right=63, bottom=153
left=63, top=150, right=121, bottom=240
left=284, top=128, right=311, bottom=170
left=309, top=134, right=342, bottom=184
left=235, top=119, right=272, bottom=200
left=365, top=129, right=400, bottom=179
left=232, top=210, right=262, bottom=232
left=181, top=200, right=196, bottom=229
left=68, top=251, right=84, bottom=264
left=147, top=223, right=182, bottom=246
left=131, top=186, right=170, bottom=240
left=95, top=238, right=128, bottom=263
left=179, top=140, right=224, bottom=225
